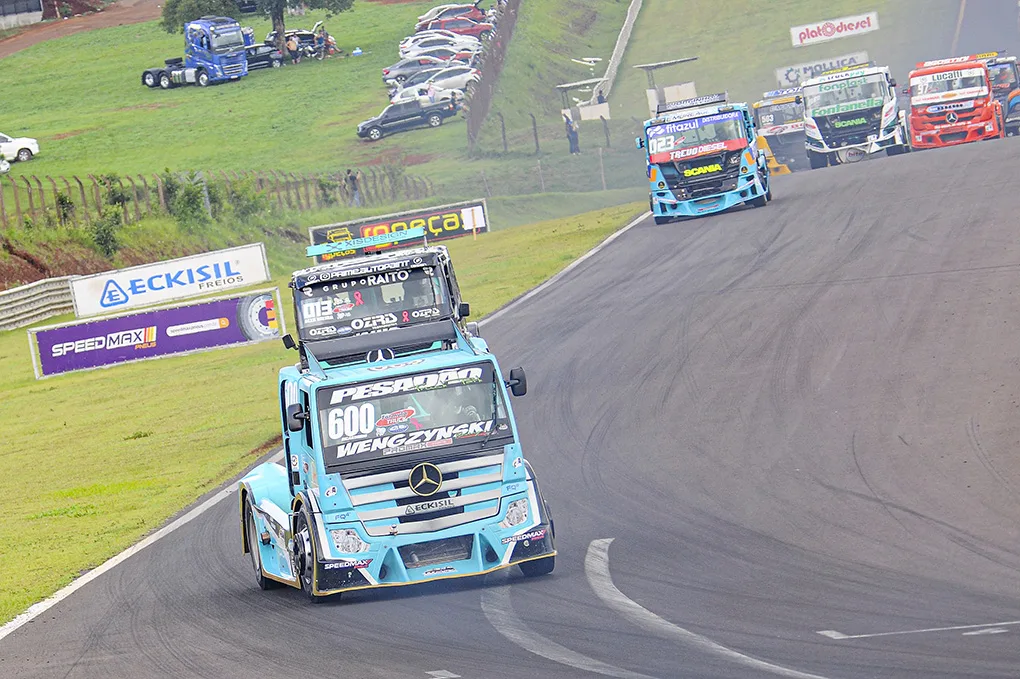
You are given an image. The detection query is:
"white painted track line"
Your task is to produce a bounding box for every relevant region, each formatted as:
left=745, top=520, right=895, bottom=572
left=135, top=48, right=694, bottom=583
left=585, top=539, right=835, bottom=679
left=480, top=584, right=658, bottom=678
left=817, top=619, right=1020, bottom=641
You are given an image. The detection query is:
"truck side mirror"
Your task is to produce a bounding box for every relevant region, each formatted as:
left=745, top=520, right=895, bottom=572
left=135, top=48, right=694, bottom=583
left=635, top=137, right=645, bottom=149
left=900, top=86, right=909, bottom=95
left=890, top=78, right=897, bottom=87
left=794, top=95, right=803, bottom=105
left=286, top=404, right=308, bottom=432
left=507, top=367, right=527, bottom=397
left=459, top=302, right=471, bottom=318
left=282, top=334, right=297, bottom=350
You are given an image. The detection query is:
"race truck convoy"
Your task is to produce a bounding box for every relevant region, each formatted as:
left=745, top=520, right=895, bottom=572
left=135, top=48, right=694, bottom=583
left=975, top=52, right=1020, bottom=135
left=636, top=92, right=772, bottom=223
left=752, top=87, right=806, bottom=174
left=800, top=62, right=909, bottom=168
left=142, top=16, right=248, bottom=89
left=907, top=55, right=1002, bottom=149
left=238, top=228, right=556, bottom=601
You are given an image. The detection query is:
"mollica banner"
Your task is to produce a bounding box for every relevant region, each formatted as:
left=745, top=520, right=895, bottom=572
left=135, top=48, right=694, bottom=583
left=29, top=288, right=283, bottom=378
left=70, top=243, right=271, bottom=318
left=775, top=51, right=870, bottom=87
left=790, top=12, right=878, bottom=47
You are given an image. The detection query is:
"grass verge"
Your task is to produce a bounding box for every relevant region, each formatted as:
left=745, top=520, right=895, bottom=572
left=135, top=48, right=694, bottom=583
left=0, top=199, right=645, bottom=623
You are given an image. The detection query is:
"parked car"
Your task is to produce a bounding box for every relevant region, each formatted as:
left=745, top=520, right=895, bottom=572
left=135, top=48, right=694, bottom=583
left=399, top=34, right=479, bottom=56
left=414, top=4, right=485, bottom=31
left=390, top=83, right=457, bottom=105
left=357, top=100, right=459, bottom=141
left=417, top=2, right=481, bottom=24
left=420, top=17, right=495, bottom=39
left=401, top=39, right=482, bottom=59
left=0, top=133, right=38, bottom=162
left=414, top=46, right=479, bottom=63
left=0, top=158, right=9, bottom=174
left=387, top=67, right=444, bottom=96
left=245, top=44, right=284, bottom=69
left=423, top=64, right=480, bottom=91
left=400, top=28, right=478, bottom=48
left=382, top=55, right=449, bottom=83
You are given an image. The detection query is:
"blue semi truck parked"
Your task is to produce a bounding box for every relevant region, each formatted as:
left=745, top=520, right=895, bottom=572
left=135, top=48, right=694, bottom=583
left=142, top=16, right=248, bottom=89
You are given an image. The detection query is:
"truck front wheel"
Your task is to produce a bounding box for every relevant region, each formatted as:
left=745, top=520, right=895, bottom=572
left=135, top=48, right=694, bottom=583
left=142, top=71, right=156, bottom=87
left=159, top=72, right=172, bottom=89
left=197, top=70, right=210, bottom=87
left=244, top=500, right=280, bottom=591
left=293, top=512, right=329, bottom=603
left=808, top=150, right=828, bottom=169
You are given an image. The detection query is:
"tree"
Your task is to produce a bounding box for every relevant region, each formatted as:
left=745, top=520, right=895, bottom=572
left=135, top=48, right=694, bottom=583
left=259, top=0, right=356, bottom=51
left=161, top=0, right=240, bottom=33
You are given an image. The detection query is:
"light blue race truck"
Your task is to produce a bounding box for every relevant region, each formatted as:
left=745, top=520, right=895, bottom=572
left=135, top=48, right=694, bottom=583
left=238, top=229, right=556, bottom=601
left=636, top=92, right=772, bottom=223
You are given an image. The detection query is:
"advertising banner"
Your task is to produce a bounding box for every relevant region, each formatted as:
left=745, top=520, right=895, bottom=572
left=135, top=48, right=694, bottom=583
left=29, top=288, right=283, bottom=378
left=308, top=199, right=489, bottom=263
left=775, top=51, right=870, bottom=87
left=790, top=12, right=878, bottom=47
left=70, top=243, right=271, bottom=318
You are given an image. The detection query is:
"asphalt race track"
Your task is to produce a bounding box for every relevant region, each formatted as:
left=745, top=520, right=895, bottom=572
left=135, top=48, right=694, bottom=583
left=6, top=4, right=1020, bottom=679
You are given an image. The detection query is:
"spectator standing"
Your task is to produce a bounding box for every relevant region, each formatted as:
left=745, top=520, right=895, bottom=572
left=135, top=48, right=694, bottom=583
left=286, top=35, right=300, bottom=64
left=597, top=90, right=606, bottom=104
left=346, top=169, right=362, bottom=207
left=564, top=115, right=580, bottom=155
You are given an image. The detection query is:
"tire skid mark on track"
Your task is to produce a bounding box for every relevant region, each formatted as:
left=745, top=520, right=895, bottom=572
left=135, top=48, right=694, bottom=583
left=848, top=431, right=914, bottom=537
left=584, top=539, right=836, bottom=679
left=480, top=584, right=658, bottom=679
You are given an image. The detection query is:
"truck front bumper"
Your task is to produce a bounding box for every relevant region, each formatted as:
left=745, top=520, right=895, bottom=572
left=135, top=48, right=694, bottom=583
left=652, top=172, right=767, bottom=219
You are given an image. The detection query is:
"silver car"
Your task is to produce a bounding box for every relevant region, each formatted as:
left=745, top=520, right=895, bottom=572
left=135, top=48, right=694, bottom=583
left=425, top=65, right=481, bottom=91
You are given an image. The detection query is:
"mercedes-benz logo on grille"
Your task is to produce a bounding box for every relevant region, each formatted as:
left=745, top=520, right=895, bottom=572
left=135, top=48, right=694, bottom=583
left=408, top=462, right=443, bottom=497
left=946, top=111, right=959, bottom=124
left=366, top=348, right=395, bottom=363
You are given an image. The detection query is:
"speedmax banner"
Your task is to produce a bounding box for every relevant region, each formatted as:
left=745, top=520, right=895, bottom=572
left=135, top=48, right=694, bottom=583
left=309, top=200, right=489, bottom=263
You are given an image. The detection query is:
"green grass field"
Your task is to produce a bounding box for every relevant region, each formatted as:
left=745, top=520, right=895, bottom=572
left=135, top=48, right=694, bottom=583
left=0, top=199, right=644, bottom=623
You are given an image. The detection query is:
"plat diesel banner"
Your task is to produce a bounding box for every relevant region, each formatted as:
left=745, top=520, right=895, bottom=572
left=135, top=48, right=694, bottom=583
left=775, top=51, right=870, bottom=87
left=308, top=199, right=488, bottom=263
left=790, top=12, right=878, bottom=48
left=70, top=243, right=271, bottom=318
left=29, top=289, right=283, bottom=378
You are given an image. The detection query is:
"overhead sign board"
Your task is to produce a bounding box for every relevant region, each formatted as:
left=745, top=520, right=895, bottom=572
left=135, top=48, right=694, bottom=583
left=790, top=12, right=878, bottom=47
left=775, top=51, right=870, bottom=87
left=70, top=243, right=271, bottom=318
left=308, top=199, right=489, bottom=263
left=29, top=289, right=284, bottom=378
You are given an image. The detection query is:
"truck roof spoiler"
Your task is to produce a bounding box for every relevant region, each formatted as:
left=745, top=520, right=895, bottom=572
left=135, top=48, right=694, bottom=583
left=916, top=51, right=1002, bottom=68
left=656, top=92, right=727, bottom=115
left=762, top=87, right=801, bottom=98
left=300, top=319, right=474, bottom=370
left=819, top=61, right=875, bottom=75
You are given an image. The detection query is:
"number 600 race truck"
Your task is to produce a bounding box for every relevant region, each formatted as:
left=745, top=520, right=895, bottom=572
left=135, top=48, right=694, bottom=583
left=636, top=92, right=772, bottom=223
left=800, top=63, right=909, bottom=168
left=238, top=228, right=556, bottom=601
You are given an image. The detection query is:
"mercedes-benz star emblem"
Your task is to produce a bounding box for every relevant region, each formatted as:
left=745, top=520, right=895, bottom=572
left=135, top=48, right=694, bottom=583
left=946, top=111, right=959, bottom=124
left=408, top=462, right=443, bottom=497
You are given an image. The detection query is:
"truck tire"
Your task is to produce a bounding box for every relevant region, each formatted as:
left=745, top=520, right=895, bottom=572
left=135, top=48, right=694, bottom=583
left=427, top=113, right=443, bottom=128
left=159, top=72, right=172, bottom=89
left=197, top=69, right=210, bottom=87
left=366, top=126, right=383, bottom=141
left=519, top=555, right=555, bottom=577
left=142, top=71, right=157, bottom=87
left=293, top=512, right=330, bottom=603
left=749, top=193, right=768, bottom=208
left=808, top=150, right=828, bottom=169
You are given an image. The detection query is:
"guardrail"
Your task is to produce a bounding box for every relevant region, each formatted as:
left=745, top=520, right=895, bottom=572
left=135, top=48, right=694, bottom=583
left=0, top=277, right=74, bottom=331
left=591, top=0, right=643, bottom=103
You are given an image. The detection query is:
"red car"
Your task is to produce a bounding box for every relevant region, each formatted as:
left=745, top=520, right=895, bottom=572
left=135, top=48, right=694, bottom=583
left=414, top=5, right=485, bottom=31
left=420, top=17, right=495, bottom=39
left=415, top=46, right=478, bottom=63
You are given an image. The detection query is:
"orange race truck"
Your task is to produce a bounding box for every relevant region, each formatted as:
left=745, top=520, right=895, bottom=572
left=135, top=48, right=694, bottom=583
left=907, top=55, right=1004, bottom=149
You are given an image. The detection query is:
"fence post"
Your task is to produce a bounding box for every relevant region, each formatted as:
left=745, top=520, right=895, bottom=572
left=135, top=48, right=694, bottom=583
left=301, top=174, right=313, bottom=210
left=0, top=183, right=6, bottom=228
left=74, top=176, right=90, bottom=224
left=598, top=147, right=607, bottom=191
left=87, top=175, right=102, bottom=216
left=601, top=116, right=611, bottom=148
left=368, top=169, right=379, bottom=205
left=537, top=159, right=545, bottom=192
left=138, top=175, right=152, bottom=215
left=530, top=113, right=540, bottom=154
left=21, top=177, right=35, bottom=220
left=32, top=176, right=47, bottom=216
left=125, top=176, right=142, bottom=222
left=153, top=174, right=166, bottom=212
left=8, top=176, right=22, bottom=227
left=58, top=177, right=78, bottom=227
left=47, top=176, right=60, bottom=224
left=268, top=171, right=285, bottom=210
left=480, top=170, right=491, bottom=197
left=496, top=112, right=508, bottom=154
left=117, top=178, right=131, bottom=223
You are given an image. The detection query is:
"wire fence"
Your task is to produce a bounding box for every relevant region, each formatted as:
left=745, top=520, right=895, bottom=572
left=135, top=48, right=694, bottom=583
left=465, top=0, right=522, bottom=150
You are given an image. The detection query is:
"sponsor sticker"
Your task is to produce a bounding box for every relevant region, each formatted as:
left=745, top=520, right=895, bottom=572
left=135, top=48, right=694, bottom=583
left=790, top=12, right=879, bottom=48
left=376, top=408, right=416, bottom=427
left=501, top=528, right=547, bottom=545
left=422, top=566, right=456, bottom=576
left=322, top=558, right=372, bottom=570
left=404, top=498, right=455, bottom=515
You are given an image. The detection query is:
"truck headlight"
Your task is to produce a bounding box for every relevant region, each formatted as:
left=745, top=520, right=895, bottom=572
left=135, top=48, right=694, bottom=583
left=499, top=499, right=529, bottom=528
left=331, top=528, right=370, bottom=553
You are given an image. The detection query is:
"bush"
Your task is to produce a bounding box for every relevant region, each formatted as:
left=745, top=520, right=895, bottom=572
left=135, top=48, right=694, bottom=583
left=90, top=211, right=121, bottom=257
left=224, top=176, right=270, bottom=221
left=55, top=192, right=75, bottom=225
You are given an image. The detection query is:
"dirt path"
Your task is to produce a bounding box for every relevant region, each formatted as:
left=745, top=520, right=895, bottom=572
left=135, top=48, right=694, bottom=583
left=0, top=0, right=161, bottom=59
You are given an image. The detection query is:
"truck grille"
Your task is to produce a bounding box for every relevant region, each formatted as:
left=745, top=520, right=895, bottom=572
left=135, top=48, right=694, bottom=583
left=817, top=107, right=882, bottom=147
left=342, top=453, right=503, bottom=537
left=223, top=62, right=244, bottom=76
left=398, top=535, right=473, bottom=568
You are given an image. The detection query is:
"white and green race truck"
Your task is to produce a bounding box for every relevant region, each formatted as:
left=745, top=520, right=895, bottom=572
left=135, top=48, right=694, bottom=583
left=800, top=63, right=909, bottom=168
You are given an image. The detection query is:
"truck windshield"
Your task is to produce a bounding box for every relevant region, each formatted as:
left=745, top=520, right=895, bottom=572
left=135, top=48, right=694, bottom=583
left=296, top=267, right=450, bottom=342
left=645, top=110, right=747, bottom=163
left=988, top=63, right=1018, bottom=93
left=211, top=28, right=244, bottom=52
left=803, top=75, right=887, bottom=115
left=910, top=67, right=987, bottom=105
left=755, top=101, right=803, bottom=127
left=317, top=362, right=510, bottom=469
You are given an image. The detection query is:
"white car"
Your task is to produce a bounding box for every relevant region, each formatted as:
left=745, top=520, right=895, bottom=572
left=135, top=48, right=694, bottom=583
left=390, top=83, right=458, bottom=105
left=425, top=65, right=480, bottom=91
left=0, top=133, right=39, bottom=162
left=417, top=4, right=474, bottom=23
left=400, top=39, right=482, bottom=59
left=399, top=29, right=477, bottom=49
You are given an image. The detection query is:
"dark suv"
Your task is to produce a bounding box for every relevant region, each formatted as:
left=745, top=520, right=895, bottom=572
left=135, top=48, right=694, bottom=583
left=357, top=100, right=459, bottom=141
left=245, top=44, right=284, bottom=69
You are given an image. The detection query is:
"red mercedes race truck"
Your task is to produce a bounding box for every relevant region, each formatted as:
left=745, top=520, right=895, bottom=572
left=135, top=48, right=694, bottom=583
left=907, top=55, right=1004, bottom=149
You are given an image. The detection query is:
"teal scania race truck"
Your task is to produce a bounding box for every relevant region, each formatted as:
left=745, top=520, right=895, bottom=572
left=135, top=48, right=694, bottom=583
left=800, top=63, right=909, bottom=168
left=238, top=229, right=556, bottom=601
left=636, top=93, right=772, bottom=223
